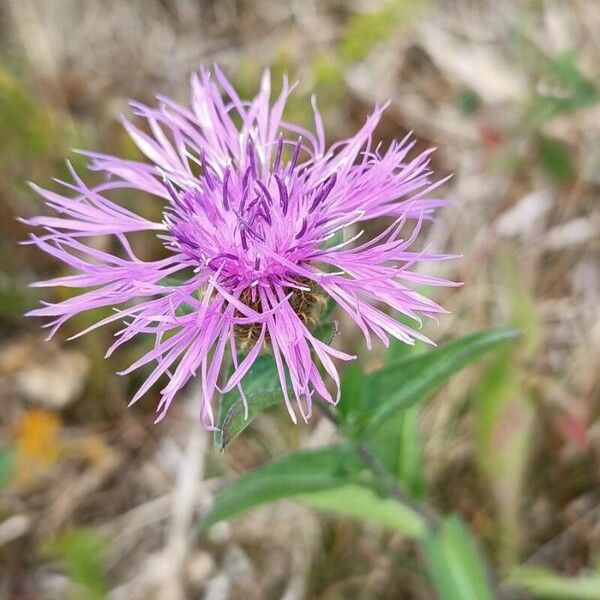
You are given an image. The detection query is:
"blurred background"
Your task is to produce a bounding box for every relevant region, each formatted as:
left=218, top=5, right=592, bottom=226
left=0, top=1, right=599, bottom=598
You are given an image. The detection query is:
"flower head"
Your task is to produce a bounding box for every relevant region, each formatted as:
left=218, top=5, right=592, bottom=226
left=25, top=67, right=452, bottom=427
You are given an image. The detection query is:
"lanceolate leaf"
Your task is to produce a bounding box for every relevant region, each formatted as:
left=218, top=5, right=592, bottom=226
left=203, top=445, right=425, bottom=538
left=215, top=321, right=338, bottom=450
left=362, top=328, right=521, bottom=434
left=424, top=517, right=493, bottom=600
left=215, top=385, right=285, bottom=451
left=215, top=354, right=283, bottom=450
left=474, top=254, right=537, bottom=566
left=338, top=362, right=365, bottom=425
left=508, top=566, right=600, bottom=600
left=297, top=484, right=425, bottom=538
left=202, top=445, right=365, bottom=529
left=395, top=404, right=426, bottom=498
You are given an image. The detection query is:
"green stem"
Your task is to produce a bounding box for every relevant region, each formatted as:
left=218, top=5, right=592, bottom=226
left=315, top=399, right=439, bottom=530
left=315, top=399, right=501, bottom=594
left=354, top=441, right=441, bottom=531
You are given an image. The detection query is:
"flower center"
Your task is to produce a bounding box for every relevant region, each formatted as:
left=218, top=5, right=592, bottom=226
left=234, top=277, right=328, bottom=348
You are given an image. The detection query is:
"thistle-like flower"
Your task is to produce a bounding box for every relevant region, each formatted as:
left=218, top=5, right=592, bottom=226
left=25, top=67, right=452, bottom=427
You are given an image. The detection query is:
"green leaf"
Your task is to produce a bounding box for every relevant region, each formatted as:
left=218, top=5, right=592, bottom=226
left=43, top=527, right=108, bottom=600
left=0, top=448, right=14, bottom=488
left=157, top=275, right=188, bottom=287
left=363, top=328, right=521, bottom=434
left=312, top=318, right=337, bottom=345
left=475, top=343, right=519, bottom=473
left=215, top=320, right=338, bottom=450
left=360, top=406, right=426, bottom=502
left=387, top=335, right=424, bottom=363
left=204, top=446, right=426, bottom=539
left=527, top=50, right=598, bottom=126
left=215, top=354, right=283, bottom=450
left=322, top=229, right=343, bottom=249
left=202, top=445, right=364, bottom=529
left=509, top=566, right=600, bottom=600
left=457, top=90, right=481, bottom=115
left=538, top=138, right=574, bottom=183
left=424, top=517, right=493, bottom=600
left=338, top=362, right=365, bottom=425
left=340, top=0, right=428, bottom=62
left=395, top=403, right=426, bottom=498
left=175, top=302, right=196, bottom=316
left=297, top=484, right=425, bottom=538
left=367, top=329, right=427, bottom=496
left=157, top=274, right=198, bottom=316
left=0, top=280, right=34, bottom=320
left=474, top=250, right=537, bottom=566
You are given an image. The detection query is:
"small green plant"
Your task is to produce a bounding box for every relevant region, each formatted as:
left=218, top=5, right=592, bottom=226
left=205, top=328, right=521, bottom=597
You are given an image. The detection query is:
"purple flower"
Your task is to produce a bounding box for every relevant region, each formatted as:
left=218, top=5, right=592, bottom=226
left=24, top=67, right=453, bottom=427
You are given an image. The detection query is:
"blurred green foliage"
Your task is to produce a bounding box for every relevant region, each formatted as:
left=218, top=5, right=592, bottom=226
left=360, top=328, right=520, bottom=434
left=233, top=0, right=431, bottom=137
left=0, top=278, right=33, bottom=320
left=509, top=566, right=600, bottom=600
left=0, top=67, right=56, bottom=161
left=340, top=0, right=429, bottom=62
left=507, top=31, right=598, bottom=182
left=475, top=252, right=539, bottom=565
left=529, top=50, right=597, bottom=124
left=537, top=137, right=575, bottom=183
left=424, top=517, right=493, bottom=600
left=457, top=90, right=481, bottom=116
left=203, top=444, right=366, bottom=528
left=43, top=527, right=109, bottom=600
left=0, top=66, right=85, bottom=179
left=0, top=447, right=15, bottom=489
left=299, top=484, right=426, bottom=538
